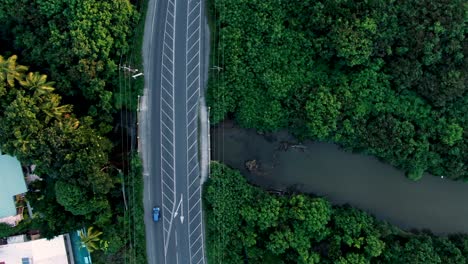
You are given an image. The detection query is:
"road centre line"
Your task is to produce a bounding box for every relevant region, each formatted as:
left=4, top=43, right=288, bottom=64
left=160, top=0, right=177, bottom=257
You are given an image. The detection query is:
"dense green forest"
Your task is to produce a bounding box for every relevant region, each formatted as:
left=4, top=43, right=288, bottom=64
left=205, top=162, right=468, bottom=264
left=0, top=0, right=146, bottom=262
left=207, top=0, right=467, bottom=181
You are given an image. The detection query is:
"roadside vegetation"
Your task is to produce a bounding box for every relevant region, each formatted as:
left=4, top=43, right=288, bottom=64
left=207, top=0, right=467, bottom=181
left=204, top=162, right=468, bottom=264
left=0, top=0, right=147, bottom=262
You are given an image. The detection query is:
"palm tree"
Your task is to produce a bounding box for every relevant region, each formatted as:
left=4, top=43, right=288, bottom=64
left=39, top=93, right=73, bottom=124
left=19, top=72, right=55, bottom=97
left=0, top=55, right=28, bottom=87
left=79, top=226, right=103, bottom=253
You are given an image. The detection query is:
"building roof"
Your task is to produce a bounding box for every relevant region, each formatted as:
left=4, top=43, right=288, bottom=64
left=0, top=235, right=70, bottom=264
left=0, top=154, right=27, bottom=218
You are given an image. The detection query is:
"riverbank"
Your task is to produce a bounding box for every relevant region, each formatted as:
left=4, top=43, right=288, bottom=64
left=211, top=120, right=468, bottom=234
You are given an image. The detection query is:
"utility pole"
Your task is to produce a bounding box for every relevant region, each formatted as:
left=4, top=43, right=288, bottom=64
left=211, top=66, right=223, bottom=71
left=119, top=64, right=139, bottom=73
left=132, top=72, right=144, bottom=79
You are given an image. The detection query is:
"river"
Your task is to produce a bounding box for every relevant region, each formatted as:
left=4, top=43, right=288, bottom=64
left=210, top=120, right=468, bottom=234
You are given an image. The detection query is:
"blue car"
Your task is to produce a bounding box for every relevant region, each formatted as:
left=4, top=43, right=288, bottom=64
left=153, top=207, right=160, bottom=222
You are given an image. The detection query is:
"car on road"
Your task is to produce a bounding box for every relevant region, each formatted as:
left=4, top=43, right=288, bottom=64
left=153, top=207, right=160, bottom=222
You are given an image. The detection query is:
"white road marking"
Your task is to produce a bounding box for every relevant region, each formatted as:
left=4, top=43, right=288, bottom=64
left=186, top=64, right=199, bottom=78
left=162, top=63, right=173, bottom=76
left=188, top=177, right=199, bottom=189
left=187, top=93, right=199, bottom=109
left=163, top=49, right=174, bottom=60
left=188, top=154, right=197, bottom=165
left=186, top=52, right=199, bottom=66
left=189, top=200, right=201, bottom=214
left=162, top=155, right=175, bottom=170
left=189, top=211, right=202, bottom=225
left=163, top=204, right=172, bottom=213
left=187, top=75, right=199, bottom=89
left=187, top=98, right=199, bottom=114
left=188, top=187, right=199, bottom=201
left=187, top=13, right=200, bottom=29
left=163, top=192, right=173, bottom=204
left=161, top=143, right=174, bottom=158
left=163, top=180, right=174, bottom=191
left=187, top=137, right=198, bottom=151
left=187, top=26, right=200, bottom=42
left=190, top=234, right=202, bottom=249
left=192, top=246, right=203, bottom=259
left=188, top=3, right=200, bottom=17
left=162, top=74, right=173, bottom=87
left=189, top=223, right=201, bottom=237
left=187, top=39, right=200, bottom=55
left=187, top=113, right=198, bottom=127
left=188, top=164, right=198, bottom=176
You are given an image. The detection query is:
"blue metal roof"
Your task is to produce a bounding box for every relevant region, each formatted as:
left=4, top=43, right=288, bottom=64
left=0, top=154, right=27, bottom=218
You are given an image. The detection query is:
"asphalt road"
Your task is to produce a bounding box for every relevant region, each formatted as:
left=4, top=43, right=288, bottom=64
left=141, top=0, right=208, bottom=263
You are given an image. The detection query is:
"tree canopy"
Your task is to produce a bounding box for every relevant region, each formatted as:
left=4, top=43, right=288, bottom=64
left=205, top=162, right=468, bottom=263
left=0, top=0, right=139, bottom=123
left=207, top=0, right=467, bottom=180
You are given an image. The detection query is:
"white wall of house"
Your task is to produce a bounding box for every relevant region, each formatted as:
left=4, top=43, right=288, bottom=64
left=0, top=235, right=69, bottom=264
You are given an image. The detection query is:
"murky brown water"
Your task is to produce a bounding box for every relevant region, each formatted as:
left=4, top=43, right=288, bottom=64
left=210, top=120, right=468, bottom=234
